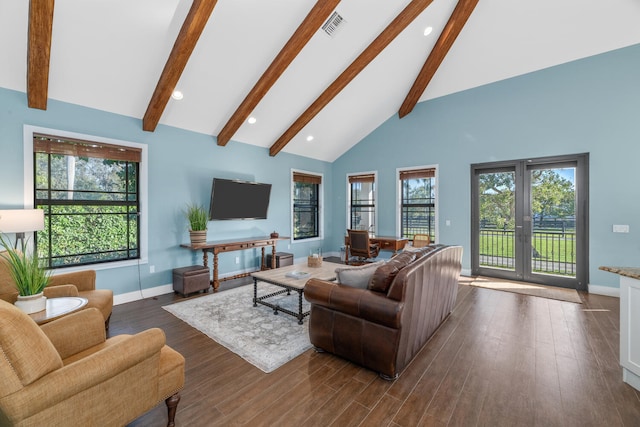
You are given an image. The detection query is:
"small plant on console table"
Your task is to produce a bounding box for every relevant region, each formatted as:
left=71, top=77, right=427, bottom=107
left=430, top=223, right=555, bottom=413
left=186, top=204, right=208, bottom=246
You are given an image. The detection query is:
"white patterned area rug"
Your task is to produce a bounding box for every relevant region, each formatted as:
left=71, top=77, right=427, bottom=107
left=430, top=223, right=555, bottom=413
left=162, top=283, right=311, bottom=373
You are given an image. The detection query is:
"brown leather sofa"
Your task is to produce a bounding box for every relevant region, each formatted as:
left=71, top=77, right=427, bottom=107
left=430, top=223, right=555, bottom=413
left=0, top=300, right=185, bottom=427
left=0, top=256, right=113, bottom=329
left=304, top=244, right=463, bottom=380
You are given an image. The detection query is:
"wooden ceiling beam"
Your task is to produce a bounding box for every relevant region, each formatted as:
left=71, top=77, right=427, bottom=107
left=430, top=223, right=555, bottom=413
left=217, top=0, right=341, bottom=147
left=143, top=0, right=218, bottom=132
left=269, top=0, right=434, bottom=157
left=27, top=0, right=55, bottom=110
left=398, top=0, right=479, bottom=118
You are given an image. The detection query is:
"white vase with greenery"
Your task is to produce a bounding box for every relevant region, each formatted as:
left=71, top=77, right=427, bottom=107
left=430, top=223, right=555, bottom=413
left=186, top=204, right=208, bottom=245
left=0, top=234, right=51, bottom=314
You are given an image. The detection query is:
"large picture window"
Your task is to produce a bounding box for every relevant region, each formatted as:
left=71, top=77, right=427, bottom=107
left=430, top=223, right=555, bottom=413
left=399, top=167, right=436, bottom=242
left=348, top=173, right=376, bottom=232
left=33, top=133, right=141, bottom=268
left=292, top=171, right=321, bottom=240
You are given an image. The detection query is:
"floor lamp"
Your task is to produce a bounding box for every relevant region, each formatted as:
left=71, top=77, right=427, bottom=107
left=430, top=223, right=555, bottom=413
left=0, top=209, right=45, bottom=249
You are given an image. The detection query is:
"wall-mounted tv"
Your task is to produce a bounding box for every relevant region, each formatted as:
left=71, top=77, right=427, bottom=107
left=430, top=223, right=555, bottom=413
left=209, top=178, right=272, bottom=220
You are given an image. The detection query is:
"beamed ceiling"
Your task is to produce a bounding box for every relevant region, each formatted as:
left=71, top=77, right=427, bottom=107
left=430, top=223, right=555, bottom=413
left=2, top=0, right=640, bottom=161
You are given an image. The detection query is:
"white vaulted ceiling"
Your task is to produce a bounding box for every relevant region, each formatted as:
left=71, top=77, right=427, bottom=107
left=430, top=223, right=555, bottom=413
left=1, top=0, right=639, bottom=161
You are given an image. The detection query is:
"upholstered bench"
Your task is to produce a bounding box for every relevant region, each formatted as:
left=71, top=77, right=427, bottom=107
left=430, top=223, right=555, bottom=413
left=173, top=265, right=210, bottom=296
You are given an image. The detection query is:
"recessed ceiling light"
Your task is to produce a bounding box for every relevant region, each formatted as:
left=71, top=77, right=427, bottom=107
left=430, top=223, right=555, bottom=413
left=171, top=90, right=183, bottom=100
left=306, top=135, right=314, bottom=142
left=423, top=26, right=433, bottom=36
left=248, top=117, right=257, bottom=124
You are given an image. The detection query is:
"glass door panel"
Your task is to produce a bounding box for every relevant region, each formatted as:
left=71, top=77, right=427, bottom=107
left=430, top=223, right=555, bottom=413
left=478, top=171, right=516, bottom=272
left=527, top=166, right=577, bottom=279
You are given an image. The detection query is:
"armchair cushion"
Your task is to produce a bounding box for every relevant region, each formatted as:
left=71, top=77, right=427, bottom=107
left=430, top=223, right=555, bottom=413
left=43, top=284, right=79, bottom=298
left=40, top=308, right=106, bottom=360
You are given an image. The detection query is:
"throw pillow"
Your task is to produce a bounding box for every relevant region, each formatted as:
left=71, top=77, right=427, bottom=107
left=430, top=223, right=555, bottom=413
left=335, top=261, right=385, bottom=289
left=369, top=251, right=416, bottom=293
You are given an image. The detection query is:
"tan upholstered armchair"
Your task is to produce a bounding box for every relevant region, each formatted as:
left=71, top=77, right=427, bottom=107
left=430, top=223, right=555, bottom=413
left=0, top=300, right=185, bottom=427
left=0, top=255, right=113, bottom=329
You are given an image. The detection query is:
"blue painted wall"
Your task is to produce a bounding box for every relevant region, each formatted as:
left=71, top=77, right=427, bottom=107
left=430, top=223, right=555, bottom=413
left=2, top=43, right=639, bottom=294
left=0, top=88, right=331, bottom=296
left=332, top=43, right=640, bottom=290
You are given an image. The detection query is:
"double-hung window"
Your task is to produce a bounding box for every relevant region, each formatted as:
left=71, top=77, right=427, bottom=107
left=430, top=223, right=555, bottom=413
left=34, top=133, right=141, bottom=268
left=399, top=167, right=436, bottom=242
left=348, top=173, right=376, bottom=233
left=292, top=171, right=321, bottom=240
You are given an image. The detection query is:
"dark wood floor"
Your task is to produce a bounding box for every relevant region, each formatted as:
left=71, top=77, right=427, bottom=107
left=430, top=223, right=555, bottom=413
left=115, top=277, right=640, bottom=426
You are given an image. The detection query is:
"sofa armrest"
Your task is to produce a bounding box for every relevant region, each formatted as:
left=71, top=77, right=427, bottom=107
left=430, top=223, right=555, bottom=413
left=1, top=328, right=166, bottom=419
left=48, top=270, right=96, bottom=292
left=43, top=284, right=79, bottom=298
left=304, top=278, right=403, bottom=329
left=40, top=308, right=106, bottom=359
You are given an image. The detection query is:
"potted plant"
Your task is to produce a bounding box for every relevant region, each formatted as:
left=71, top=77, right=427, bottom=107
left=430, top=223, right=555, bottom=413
left=0, top=234, right=50, bottom=314
left=186, top=204, right=208, bottom=245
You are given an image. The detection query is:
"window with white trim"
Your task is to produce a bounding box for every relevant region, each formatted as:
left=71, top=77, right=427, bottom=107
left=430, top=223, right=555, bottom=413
left=399, top=167, right=436, bottom=242
left=348, top=173, right=376, bottom=233
left=292, top=171, right=321, bottom=240
left=33, top=133, right=141, bottom=268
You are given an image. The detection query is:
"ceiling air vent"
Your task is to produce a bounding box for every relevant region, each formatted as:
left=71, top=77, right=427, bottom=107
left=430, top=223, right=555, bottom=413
left=322, top=11, right=345, bottom=38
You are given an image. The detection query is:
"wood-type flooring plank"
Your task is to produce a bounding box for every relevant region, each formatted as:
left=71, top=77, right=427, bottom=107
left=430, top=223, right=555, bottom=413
left=120, top=282, right=640, bottom=426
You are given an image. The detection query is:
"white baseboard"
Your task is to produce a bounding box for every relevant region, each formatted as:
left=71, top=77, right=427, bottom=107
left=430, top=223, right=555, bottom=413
left=114, top=284, right=173, bottom=305
left=113, top=266, right=262, bottom=305
left=588, top=284, right=620, bottom=298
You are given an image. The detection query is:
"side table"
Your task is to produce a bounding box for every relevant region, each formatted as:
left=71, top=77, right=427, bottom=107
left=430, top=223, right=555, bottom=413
left=29, top=296, right=89, bottom=325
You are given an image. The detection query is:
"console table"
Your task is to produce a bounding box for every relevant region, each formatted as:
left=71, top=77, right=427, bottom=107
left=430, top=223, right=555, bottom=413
left=181, top=236, right=289, bottom=291
left=344, top=235, right=408, bottom=264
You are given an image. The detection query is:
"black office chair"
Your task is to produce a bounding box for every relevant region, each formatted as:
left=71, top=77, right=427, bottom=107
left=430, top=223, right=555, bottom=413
left=347, top=229, right=380, bottom=265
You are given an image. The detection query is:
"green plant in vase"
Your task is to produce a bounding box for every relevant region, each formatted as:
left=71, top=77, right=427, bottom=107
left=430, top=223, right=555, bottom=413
left=186, top=204, right=208, bottom=245
left=0, top=234, right=51, bottom=313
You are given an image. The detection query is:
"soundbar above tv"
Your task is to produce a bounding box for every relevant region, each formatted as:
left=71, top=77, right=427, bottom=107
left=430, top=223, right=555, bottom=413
left=209, top=178, right=272, bottom=220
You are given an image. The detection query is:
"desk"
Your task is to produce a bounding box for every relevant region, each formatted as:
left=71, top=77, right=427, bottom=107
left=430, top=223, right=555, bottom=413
left=29, top=297, right=88, bottom=325
left=344, top=235, right=408, bottom=264
left=182, top=236, right=289, bottom=291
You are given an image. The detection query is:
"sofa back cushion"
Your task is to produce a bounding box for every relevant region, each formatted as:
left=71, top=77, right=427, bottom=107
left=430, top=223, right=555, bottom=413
left=368, top=251, right=416, bottom=293
left=335, top=261, right=385, bottom=289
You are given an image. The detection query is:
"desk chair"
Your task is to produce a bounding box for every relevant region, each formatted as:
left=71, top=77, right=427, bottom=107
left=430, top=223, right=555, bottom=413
left=413, top=234, right=431, bottom=248
left=347, top=229, right=380, bottom=265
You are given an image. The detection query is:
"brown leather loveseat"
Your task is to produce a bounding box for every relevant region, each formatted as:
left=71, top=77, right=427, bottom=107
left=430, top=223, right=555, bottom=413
left=304, top=244, right=463, bottom=380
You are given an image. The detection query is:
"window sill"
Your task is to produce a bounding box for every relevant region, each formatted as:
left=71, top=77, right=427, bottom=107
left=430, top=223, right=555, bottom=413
left=49, top=258, right=148, bottom=275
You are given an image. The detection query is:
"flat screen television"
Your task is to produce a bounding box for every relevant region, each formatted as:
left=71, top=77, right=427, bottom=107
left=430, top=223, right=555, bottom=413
left=209, top=178, right=272, bottom=220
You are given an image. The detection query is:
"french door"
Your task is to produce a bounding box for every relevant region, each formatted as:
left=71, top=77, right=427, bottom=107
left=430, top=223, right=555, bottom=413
left=471, top=154, right=589, bottom=290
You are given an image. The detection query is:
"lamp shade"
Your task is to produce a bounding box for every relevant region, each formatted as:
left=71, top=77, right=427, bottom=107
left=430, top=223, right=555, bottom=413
left=0, top=209, right=45, bottom=233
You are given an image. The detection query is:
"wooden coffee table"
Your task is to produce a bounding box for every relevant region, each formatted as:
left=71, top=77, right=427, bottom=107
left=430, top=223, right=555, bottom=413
left=29, top=296, right=88, bottom=325
left=251, top=261, right=351, bottom=324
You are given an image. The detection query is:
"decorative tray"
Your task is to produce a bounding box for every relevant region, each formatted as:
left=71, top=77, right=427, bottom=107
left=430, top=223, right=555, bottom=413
left=285, top=271, right=311, bottom=279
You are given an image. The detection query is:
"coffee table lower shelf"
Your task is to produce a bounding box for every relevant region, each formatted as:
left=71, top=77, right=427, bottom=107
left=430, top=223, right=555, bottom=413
left=252, top=279, right=307, bottom=325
